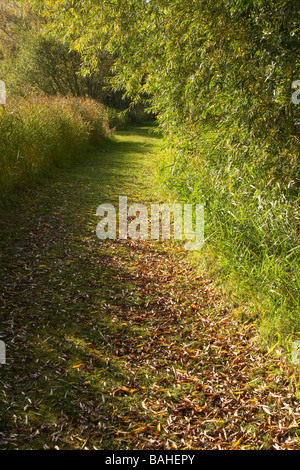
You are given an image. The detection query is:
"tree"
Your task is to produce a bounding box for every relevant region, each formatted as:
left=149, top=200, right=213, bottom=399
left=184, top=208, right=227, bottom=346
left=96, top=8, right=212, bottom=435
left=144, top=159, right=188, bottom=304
left=0, top=0, right=128, bottom=108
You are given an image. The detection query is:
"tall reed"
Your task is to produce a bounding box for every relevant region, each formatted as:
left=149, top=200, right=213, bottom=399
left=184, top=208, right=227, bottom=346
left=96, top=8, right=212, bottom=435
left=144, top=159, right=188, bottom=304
left=0, top=94, right=112, bottom=198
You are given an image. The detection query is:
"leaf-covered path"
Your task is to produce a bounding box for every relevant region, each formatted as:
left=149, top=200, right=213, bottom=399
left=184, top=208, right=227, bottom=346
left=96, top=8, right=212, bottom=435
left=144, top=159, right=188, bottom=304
left=0, top=126, right=300, bottom=450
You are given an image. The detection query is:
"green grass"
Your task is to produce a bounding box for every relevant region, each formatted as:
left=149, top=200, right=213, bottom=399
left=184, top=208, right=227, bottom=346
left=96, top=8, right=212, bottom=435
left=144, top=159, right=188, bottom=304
left=158, top=126, right=300, bottom=344
left=1, top=126, right=300, bottom=450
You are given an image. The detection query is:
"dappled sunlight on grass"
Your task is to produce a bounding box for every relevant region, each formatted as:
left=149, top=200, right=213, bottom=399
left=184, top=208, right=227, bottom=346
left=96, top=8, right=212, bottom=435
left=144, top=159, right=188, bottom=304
left=1, top=127, right=300, bottom=450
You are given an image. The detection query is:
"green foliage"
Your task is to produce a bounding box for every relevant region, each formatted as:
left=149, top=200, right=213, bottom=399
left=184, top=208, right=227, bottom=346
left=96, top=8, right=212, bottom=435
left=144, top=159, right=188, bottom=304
left=0, top=95, right=112, bottom=199
left=0, top=1, right=129, bottom=109
left=0, top=30, right=127, bottom=108
left=0, top=0, right=42, bottom=59
left=159, top=128, right=299, bottom=339
left=20, top=0, right=300, bottom=337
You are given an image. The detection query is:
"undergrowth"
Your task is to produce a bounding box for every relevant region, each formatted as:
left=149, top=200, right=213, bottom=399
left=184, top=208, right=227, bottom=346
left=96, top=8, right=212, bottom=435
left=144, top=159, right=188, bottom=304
left=0, top=94, right=112, bottom=200
left=158, top=125, right=300, bottom=344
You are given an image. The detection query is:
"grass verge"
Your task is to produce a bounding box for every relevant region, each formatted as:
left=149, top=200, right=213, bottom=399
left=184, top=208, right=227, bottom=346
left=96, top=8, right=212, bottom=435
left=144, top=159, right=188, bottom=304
left=157, top=128, right=300, bottom=344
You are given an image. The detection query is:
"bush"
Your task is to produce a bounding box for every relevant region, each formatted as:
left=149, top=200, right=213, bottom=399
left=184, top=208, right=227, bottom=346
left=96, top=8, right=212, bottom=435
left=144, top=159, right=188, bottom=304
left=0, top=94, right=112, bottom=198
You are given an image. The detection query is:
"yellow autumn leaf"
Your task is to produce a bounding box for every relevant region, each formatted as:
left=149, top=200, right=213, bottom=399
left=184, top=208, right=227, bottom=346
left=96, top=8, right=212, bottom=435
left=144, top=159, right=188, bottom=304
left=232, top=437, right=243, bottom=448
left=134, top=426, right=146, bottom=433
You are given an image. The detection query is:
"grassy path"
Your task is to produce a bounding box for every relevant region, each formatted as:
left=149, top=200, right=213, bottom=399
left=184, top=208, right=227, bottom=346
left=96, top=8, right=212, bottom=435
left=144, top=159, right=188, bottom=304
left=0, top=126, right=300, bottom=450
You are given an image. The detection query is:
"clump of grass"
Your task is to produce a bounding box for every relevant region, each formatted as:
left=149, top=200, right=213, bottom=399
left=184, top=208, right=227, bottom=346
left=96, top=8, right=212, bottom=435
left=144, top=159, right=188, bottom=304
left=158, top=125, right=300, bottom=343
left=0, top=94, right=112, bottom=199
